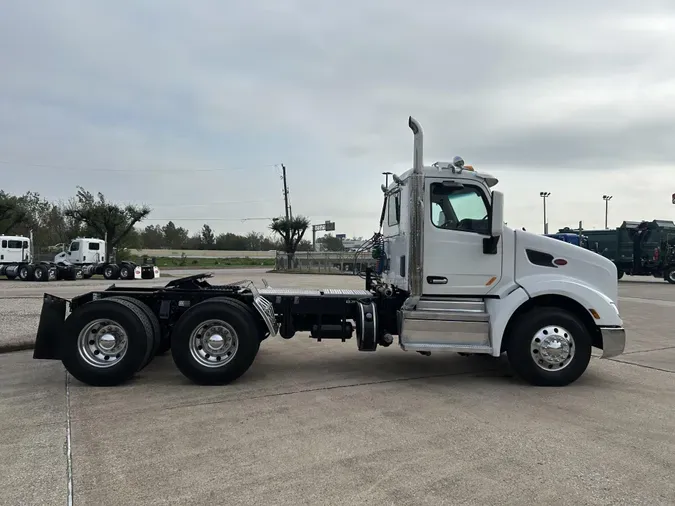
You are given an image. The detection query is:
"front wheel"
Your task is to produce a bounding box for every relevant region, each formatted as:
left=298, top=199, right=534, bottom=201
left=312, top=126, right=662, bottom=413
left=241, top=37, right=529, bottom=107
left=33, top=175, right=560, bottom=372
left=665, top=267, right=675, bottom=284
left=506, top=307, right=592, bottom=387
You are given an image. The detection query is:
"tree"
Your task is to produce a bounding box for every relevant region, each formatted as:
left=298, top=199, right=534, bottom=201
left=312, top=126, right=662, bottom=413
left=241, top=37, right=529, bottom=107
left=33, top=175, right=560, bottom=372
left=270, top=215, right=310, bottom=268
left=317, top=233, right=344, bottom=252
left=162, top=221, right=189, bottom=248
left=200, top=224, right=215, bottom=249
left=140, top=224, right=165, bottom=249
left=65, top=186, right=151, bottom=261
left=0, top=191, right=28, bottom=234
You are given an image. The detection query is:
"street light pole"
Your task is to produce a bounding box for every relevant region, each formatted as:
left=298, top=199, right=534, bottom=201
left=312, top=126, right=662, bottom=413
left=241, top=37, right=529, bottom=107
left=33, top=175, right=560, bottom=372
left=602, top=195, right=613, bottom=229
left=539, top=192, right=551, bottom=234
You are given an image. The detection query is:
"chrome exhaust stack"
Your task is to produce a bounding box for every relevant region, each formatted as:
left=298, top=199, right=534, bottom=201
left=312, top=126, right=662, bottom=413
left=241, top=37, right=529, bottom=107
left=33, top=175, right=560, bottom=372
left=406, top=116, right=425, bottom=306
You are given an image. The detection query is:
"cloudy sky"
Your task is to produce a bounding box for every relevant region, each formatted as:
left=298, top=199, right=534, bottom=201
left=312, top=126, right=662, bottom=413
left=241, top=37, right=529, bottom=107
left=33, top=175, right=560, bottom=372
left=1, top=1, right=674, bottom=239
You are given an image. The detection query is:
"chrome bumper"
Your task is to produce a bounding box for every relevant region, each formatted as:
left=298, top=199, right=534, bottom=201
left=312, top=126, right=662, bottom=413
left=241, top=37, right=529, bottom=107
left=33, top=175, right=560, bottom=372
left=599, top=327, right=626, bottom=358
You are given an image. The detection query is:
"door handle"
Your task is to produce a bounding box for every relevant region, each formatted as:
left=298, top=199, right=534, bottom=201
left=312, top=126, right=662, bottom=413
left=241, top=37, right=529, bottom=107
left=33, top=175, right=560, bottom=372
left=426, top=276, right=448, bottom=284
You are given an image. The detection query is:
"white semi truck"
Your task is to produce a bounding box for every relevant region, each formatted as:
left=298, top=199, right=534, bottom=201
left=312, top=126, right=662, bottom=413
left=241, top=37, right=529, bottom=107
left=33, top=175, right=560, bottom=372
left=0, top=234, right=74, bottom=281
left=0, top=235, right=160, bottom=281
left=33, top=117, right=625, bottom=387
left=54, top=237, right=160, bottom=280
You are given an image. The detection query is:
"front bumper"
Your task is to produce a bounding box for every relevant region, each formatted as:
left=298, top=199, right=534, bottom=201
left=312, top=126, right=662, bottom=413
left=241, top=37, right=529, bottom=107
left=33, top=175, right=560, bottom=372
left=599, top=326, right=626, bottom=358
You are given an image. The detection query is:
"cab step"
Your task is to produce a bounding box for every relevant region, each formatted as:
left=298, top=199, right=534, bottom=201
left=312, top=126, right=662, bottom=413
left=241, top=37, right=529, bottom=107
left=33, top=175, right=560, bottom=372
left=398, top=297, right=492, bottom=353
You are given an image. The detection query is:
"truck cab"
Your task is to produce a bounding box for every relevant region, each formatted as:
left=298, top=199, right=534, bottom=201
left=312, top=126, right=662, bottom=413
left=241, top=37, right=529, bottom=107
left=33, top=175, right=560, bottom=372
left=55, top=238, right=107, bottom=265
left=376, top=117, right=625, bottom=385
left=0, top=235, right=31, bottom=264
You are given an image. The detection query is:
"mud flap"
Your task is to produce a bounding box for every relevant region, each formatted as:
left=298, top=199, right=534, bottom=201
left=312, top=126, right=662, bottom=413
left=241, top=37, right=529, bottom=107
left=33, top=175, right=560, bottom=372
left=33, top=294, right=68, bottom=360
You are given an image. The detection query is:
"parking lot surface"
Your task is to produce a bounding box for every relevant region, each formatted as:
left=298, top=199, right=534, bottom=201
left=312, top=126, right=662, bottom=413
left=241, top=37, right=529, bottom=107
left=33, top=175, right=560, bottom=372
left=1, top=271, right=674, bottom=505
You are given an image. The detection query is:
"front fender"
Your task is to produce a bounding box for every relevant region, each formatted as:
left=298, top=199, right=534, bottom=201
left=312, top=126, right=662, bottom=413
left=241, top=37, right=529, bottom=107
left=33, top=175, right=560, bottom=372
left=517, top=275, right=622, bottom=326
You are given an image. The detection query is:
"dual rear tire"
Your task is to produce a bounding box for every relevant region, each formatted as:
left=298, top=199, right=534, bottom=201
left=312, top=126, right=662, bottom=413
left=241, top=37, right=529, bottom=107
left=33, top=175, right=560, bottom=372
left=62, top=296, right=263, bottom=386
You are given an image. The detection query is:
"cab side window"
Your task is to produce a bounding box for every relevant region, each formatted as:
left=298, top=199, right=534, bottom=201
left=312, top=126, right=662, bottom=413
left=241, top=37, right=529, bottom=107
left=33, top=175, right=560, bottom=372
left=430, top=183, right=490, bottom=235
left=387, top=191, right=401, bottom=226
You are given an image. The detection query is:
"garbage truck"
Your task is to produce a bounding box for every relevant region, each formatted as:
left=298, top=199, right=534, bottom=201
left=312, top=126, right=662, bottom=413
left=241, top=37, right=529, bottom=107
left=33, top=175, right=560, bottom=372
left=33, top=116, right=626, bottom=388
left=582, top=220, right=675, bottom=282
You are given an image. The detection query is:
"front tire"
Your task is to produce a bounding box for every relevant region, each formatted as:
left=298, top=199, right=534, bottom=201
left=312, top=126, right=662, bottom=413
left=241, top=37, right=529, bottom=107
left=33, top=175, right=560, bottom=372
left=665, top=266, right=675, bottom=284
left=506, top=307, right=592, bottom=387
left=170, top=298, right=260, bottom=385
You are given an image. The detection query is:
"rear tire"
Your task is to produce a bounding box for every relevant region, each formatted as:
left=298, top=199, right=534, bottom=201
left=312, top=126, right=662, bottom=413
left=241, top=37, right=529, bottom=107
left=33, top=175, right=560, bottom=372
left=103, top=264, right=120, bottom=280
left=33, top=265, right=49, bottom=282
left=108, top=296, right=161, bottom=369
left=119, top=264, right=134, bottom=280
left=61, top=298, right=154, bottom=386
left=506, top=307, right=592, bottom=387
left=170, top=298, right=260, bottom=385
left=617, top=269, right=624, bottom=280
left=19, top=265, right=34, bottom=281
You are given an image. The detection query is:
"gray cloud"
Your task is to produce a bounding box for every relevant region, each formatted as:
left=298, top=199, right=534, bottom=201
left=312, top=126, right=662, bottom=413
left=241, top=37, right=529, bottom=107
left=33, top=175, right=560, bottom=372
left=0, top=0, right=673, bottom=236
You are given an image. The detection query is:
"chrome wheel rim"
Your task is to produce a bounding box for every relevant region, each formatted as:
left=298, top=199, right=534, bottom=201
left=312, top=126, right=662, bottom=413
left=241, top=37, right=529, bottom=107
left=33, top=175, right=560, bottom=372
left=669, top=271, right=675, bottom=282
left=189, top=319, right=238, bottom=368
left=530, top=325, right=575, bottom=371
left=77, top=319, right=128, bottom=368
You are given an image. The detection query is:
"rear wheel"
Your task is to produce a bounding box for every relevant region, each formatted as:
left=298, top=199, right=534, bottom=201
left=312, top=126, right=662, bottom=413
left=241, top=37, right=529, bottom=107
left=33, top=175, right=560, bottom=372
left=107, top=296, right=161, bottom=369
left=506, top=307, right=592, bottom=387
left=617, top=269, right=624, bottom=280
left=103, top=264, right=120, bottom=280
left=61, top=298, right=154, bottom=386
left=170, top=298, right=260, bottom=385
left=18, top=265, right=34, bottom=281
left=33, top=265, right=49, bottom=282
left=119, top=264, right=134, bottom=280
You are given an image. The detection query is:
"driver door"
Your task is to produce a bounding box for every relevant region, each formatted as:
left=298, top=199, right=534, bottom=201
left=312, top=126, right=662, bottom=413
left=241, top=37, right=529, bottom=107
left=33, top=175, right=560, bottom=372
left=422, top=178, right=502, bottom=296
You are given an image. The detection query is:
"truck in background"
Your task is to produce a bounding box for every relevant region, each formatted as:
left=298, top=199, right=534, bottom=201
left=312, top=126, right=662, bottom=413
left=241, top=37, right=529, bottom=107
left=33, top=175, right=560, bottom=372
left=1, top=234, right=160, bottom=281
left=0, top=233, right=81, bottom=281
left=54, top=237, right=160, bottom=280
left=562, top=220, right=675, bottom=283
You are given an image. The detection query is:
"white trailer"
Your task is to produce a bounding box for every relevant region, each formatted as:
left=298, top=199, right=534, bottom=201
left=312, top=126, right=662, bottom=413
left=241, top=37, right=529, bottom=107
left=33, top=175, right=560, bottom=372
left=54, top=237, right=160, bottom=280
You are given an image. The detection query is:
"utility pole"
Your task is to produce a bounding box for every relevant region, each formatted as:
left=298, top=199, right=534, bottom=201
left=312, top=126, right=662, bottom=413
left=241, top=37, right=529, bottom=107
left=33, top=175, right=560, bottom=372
left=540, top=192, right=551, bottom=234
left=602, top=195, right=612, bottom=229
left=281, top=164, right=290, bottom=221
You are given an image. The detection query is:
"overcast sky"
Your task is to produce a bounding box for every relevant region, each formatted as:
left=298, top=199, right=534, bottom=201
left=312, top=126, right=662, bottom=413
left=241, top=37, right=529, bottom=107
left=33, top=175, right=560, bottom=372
left=1, top=1, right=674, bottom=239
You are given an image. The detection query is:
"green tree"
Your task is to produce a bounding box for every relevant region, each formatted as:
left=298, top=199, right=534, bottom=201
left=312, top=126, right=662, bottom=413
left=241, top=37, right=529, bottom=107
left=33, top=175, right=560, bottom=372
left=0, top=191, right=28, bottom=234
left=200, top=224, right=216, bottom=249
left=65, top=186, right=151, bottom=261
left=317, top=233, right=344, bottom=252
left=270, top=215, right=310, bottom=268
left=162, top=221, right=190, bottom=248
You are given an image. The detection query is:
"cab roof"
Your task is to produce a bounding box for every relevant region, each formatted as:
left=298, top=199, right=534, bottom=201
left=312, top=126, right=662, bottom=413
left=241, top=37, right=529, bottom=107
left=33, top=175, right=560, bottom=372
left=390, top=162, right=499, bottom=189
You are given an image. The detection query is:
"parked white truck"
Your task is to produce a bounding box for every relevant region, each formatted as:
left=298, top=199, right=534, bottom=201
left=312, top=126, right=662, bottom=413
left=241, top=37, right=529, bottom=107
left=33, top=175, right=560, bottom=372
left=54, top=237, right=160, bottom=280
left=0, top=234, right=73, bottom=281
left=34, top=116, right=625, bottom=387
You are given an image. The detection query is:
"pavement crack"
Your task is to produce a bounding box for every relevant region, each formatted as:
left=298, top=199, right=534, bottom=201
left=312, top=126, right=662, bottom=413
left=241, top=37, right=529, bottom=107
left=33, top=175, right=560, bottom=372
left=161, top=367, right=502, bottom=413
left=608, top=358, right=674, bottom=375
left=65, top=372, right=74, bottom=506
left=620, top=346, right=675, bottom=356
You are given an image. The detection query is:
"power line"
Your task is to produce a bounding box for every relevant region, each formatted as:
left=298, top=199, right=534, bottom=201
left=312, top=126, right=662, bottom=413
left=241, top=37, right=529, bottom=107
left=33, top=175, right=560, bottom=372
left=0, top=159, right=279, bottom=173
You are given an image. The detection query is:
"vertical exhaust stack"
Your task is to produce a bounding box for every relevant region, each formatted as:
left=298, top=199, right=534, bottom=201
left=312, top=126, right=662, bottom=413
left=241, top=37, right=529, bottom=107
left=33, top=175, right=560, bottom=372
left=407, top=116, right=425, bottom=302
